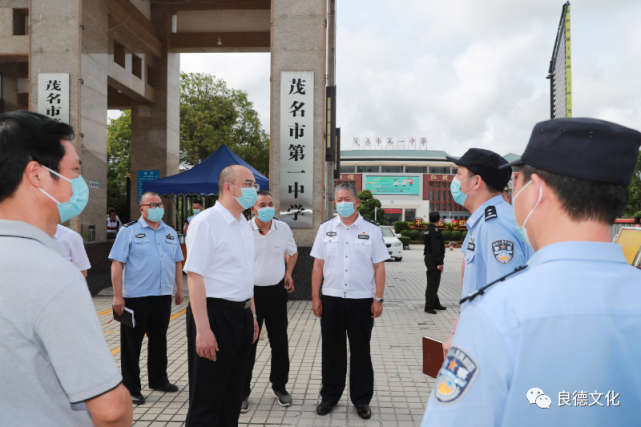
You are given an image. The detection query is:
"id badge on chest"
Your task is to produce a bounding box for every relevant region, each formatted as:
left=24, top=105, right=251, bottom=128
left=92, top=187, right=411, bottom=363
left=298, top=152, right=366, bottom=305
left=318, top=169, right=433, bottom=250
left=467, top=241, right=475, bottom=252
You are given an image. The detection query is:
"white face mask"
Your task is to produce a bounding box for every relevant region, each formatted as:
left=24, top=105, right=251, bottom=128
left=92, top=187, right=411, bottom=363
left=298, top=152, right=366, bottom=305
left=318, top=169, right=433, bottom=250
left=512, top=180, right=542, bottom=248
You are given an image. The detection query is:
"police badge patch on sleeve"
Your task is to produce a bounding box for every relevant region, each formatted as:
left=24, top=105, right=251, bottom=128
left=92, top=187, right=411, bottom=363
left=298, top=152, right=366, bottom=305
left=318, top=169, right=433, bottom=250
left=492, top=239, right=514, bottom=264
left=434, top=346, right=479, bottom=405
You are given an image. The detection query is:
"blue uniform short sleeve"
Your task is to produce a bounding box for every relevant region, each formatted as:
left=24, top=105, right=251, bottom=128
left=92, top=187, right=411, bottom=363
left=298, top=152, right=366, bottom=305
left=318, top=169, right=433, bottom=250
left=171, top=229, right=184, bottom=262
left=479, top=221, right=528, bottom=285
left=422, top=302, right=515, bottom=427
left=108, top=226, right=131, bottom=263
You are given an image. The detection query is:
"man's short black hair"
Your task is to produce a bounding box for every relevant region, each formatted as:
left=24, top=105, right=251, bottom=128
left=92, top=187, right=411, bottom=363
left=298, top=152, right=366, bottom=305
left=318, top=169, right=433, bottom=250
left=521, top=164, right=628, bottom=224
left=257, top=190, right=272, bottom=197
left=192, top=199, right=203, bottom=206
left=429, top=211, right=440, bottom=223
left=465, top=169, right=502, bottom=194
left=0, top=111, right=75, bottom=203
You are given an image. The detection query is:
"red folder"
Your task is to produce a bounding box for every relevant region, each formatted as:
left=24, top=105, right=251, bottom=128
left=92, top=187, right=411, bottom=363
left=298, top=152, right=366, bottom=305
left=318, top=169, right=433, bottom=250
left=422, top=336, right=445, bottom=378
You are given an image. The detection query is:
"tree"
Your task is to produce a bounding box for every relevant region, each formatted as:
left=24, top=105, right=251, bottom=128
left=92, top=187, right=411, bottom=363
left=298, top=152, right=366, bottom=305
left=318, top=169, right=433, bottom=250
left=357, top=189, right=387, bottom=224
left=623, top=150, right=641, bottom=217
left=107, top=110, right=131, bottom=218
left=180, top=72, right=270, bottom=173
left=106, top=73, right=271, bottom=212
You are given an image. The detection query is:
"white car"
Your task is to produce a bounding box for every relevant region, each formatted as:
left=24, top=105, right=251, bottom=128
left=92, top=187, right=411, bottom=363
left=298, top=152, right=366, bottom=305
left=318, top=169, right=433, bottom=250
left=381, top=226, right=403, bottom=261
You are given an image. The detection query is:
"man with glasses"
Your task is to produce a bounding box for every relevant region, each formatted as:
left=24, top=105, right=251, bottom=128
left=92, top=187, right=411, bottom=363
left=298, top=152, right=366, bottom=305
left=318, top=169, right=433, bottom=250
left=183, top=165, right=260, bottom=426
left=109, top=191, right=185, bottom=405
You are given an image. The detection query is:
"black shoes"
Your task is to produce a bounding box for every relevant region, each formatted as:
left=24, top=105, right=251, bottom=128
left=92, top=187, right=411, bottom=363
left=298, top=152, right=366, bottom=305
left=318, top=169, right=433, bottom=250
left=151, top=383, right=179, bottom=392
left=435, top=304, right=447, bottom=310
left=316, top=402, right=335, bottom=416
left=424, top=308, right=437, bottom=314
left=131, top=394, right=145, bottom=405
left=241, top=395, right=249, bottom=413
left=273, top=389, right=293, bottom=407
left=356, top=404, right=372, bottom=419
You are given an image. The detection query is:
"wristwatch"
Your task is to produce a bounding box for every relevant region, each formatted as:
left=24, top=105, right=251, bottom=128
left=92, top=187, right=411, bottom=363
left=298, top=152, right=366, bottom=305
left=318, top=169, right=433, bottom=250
left=374, top=297, right=384, bottom=304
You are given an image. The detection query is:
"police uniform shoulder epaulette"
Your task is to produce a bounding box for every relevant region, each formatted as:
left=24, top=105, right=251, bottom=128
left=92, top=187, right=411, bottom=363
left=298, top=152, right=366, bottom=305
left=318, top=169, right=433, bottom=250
left=123, top=221, right=137, bottom=227
left=484, top=206, right=498, bottom=221
left=321, top=216, right=335, bottom=224
left=363, top=217, right=379, bottom=226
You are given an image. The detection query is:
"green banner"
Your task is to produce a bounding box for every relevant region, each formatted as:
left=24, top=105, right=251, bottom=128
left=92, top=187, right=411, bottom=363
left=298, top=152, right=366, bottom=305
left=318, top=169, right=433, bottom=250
left=365, top=176, right=420, bottom=195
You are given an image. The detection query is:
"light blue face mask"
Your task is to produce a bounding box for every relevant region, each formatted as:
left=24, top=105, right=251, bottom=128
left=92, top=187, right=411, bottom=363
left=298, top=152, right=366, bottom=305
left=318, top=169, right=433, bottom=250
left=230, top=184, right=258, bottom=209
left=512, top=180, right=542, bottom=248
left=450, top=175, right=476, bottom=206
left=39, top=166, right=89, bottom=223
left=256, top=207, right=275, bottom=222
left=336, top=201, right=355, bottom=217
left=193, top=209, right=201, bottom=215
left=147, top=207, right=164, bottom=222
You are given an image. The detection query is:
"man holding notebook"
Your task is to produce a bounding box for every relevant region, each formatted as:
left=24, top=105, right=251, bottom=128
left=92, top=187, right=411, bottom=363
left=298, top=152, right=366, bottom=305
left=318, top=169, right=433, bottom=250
left=109, top=191, right=185, bottom=405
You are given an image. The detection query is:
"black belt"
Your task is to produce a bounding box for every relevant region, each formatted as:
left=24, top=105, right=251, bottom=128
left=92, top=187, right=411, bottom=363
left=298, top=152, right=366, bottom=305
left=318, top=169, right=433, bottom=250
left=209, top=297, right=251, bottom=310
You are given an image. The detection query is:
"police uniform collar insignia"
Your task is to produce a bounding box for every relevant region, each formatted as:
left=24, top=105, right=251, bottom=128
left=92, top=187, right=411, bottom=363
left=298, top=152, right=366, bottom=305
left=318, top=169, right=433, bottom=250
left=358, top=235, right=370, bottom=240
left=124, top=221, right=137, bottom=227
left=492, top=239, right=514, bottom=264
left=484, top=206, right=497, bottom=221
left=136, top=233, right=146, bottom=238
left=166, top=234, right=174, bottom=240
left=326, top=231, right=337, bottom=237
left=434, top=346, right=479, bottom=404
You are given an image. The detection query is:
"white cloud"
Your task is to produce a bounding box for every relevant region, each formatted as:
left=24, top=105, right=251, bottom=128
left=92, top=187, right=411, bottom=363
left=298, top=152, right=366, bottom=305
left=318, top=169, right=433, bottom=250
left=145, top=0, right=641, bottom=158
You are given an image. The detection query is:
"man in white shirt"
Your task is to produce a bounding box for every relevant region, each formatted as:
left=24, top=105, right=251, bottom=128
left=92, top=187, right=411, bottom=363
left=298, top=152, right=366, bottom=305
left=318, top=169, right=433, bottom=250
left=183, top=165, right=260, bottom=427
left=242, top=190, right=298, bottom=412
left=52, top=224, right=91, bottom=277
left=311, top=183, right=390, bottom=420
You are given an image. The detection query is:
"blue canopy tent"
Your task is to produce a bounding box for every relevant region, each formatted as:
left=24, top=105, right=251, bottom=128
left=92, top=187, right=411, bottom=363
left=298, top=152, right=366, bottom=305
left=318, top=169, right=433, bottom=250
left=142, top=144, right=269, bottom=196
left=141, top=144, right=269, bottom=235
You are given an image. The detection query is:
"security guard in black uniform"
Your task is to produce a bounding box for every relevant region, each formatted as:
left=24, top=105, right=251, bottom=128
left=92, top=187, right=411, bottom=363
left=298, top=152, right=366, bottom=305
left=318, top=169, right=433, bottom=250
left=423, top=211, right=446, bottom=314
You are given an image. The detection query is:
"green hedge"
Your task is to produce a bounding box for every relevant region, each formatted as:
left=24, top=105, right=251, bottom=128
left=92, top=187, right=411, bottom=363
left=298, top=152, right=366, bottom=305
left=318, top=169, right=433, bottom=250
left=441, top=230, right=453, bottom=241
left=394, top=221, right=411, bottom=234
left=451, top=230, right=462, bottom=241
left=410, top=230, right=421, bottom=241
left=399, top=236, right=410, bottom=248
left=462, top=231, right=468, bottom=240
left=400, top=230, right=412, bottom=238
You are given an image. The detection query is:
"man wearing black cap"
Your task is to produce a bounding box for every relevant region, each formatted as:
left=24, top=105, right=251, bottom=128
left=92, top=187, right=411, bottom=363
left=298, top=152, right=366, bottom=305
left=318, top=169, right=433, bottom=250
left=440, top=148, right=534, bottom=356
left=423, top=211, right=446, bottom=314
left=421, top=118, right=641, bottom=426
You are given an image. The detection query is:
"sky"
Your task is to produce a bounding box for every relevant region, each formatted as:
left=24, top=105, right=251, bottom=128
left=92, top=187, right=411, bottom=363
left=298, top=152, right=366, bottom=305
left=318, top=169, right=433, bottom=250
left=110, top=0, right=641, bottom=157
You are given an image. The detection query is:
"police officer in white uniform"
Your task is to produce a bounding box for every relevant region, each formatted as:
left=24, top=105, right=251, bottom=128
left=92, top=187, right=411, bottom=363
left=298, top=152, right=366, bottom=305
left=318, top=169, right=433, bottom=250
left=242, top=190, right=298, bottom=411
left=422, top=118, right=641, bottom=426
left=311, top=183, right=390, bottom=420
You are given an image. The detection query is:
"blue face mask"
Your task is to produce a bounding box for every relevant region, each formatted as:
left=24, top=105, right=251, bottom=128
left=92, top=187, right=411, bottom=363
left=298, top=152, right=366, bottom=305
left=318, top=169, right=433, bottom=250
left=193, top=209, right=201, bottom=214
left=336, top=201, right=356, bottom=218
left=256, top=207, right=275, bottom=222
left=231, top=184, right=258, bottom=209
left=450, top=175, right=476, bottom=206
left=512, top=180, right=542, bottom=249
left=39, top=166, right=89, bottom=223
left=147, top=207, right=164, bottom=222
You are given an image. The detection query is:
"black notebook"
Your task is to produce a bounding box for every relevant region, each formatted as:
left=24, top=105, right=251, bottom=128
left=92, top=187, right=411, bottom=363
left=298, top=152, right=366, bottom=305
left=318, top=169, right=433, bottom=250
left=113, top=307, right=136, bottom=328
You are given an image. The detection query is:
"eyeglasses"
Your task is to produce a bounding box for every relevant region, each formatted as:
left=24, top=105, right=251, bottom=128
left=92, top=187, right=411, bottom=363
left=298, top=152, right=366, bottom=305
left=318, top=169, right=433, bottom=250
left=232, top=182, right=260, bottom=190
left=142, top=203, right=164, bottom=209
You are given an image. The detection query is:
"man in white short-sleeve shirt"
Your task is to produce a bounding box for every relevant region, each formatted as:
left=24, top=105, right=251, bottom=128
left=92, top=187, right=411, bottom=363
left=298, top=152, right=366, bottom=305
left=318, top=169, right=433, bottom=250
left=183, top=165, right=260, bottom=426
left=0, top=110, right=131, bottom=427
left=52, top=224, right=91, bottom=277
left=242, top=190, right=298, bottom=411
left=310, top=183, right=390, bottom=421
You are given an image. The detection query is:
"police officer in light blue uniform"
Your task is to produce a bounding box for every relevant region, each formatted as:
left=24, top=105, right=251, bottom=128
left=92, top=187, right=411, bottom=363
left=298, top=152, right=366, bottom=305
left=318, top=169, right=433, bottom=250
left=109, top=191, right=185, bottom=405
left=422, top=118, right=641, bottom=426
left=447, top=148, right=534, bottom=308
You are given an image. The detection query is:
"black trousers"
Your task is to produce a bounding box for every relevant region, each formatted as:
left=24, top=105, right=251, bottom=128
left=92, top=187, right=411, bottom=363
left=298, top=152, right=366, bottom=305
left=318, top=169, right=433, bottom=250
left=120, top=295, right=172, bottom=396
left=244, top=281, right=290, bottom=397
left=424, top=260, right=442, bottom=310
left=185, top=301, right=253, bottom=427
left=320, top=295, right=374, bottom=406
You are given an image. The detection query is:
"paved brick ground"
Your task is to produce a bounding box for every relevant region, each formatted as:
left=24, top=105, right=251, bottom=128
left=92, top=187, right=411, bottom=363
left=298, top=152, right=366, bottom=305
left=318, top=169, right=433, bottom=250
left=92, top=245, right=464, bottom=426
